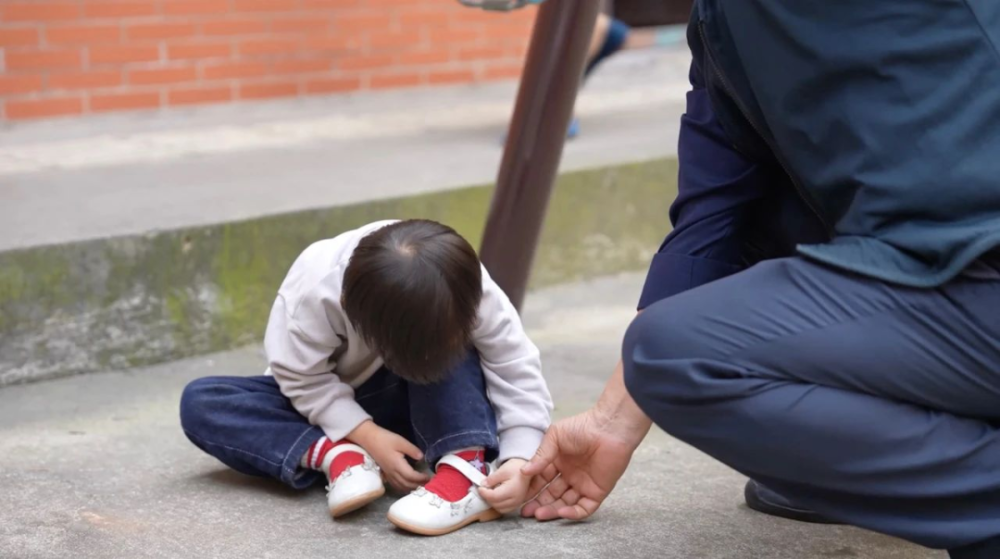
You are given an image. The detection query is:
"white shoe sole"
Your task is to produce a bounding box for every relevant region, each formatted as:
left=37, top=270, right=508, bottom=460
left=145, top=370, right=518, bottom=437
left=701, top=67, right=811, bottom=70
left=386, top=507, right=502, bottom=536
left=329, top=485, right=386, bottom=518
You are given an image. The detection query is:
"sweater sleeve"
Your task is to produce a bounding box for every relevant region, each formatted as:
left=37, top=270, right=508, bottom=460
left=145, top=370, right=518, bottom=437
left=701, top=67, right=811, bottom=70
left=265, top=295, right=372, bottom=443
left=473, top=268, right=553, bottom=463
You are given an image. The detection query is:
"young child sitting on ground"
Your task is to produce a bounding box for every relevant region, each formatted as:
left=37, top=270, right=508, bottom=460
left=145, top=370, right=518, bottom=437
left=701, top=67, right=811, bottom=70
left=180, top=219, right=553, bottom=536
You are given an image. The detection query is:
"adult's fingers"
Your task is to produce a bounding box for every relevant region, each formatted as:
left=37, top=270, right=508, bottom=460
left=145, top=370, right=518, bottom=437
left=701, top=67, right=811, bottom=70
left=522, top=428, right=560, bottom=476
left=557, top=497, right=602, bottom=521
left=533, top=476, right=569, bottom=507
left=558, top=488, right=581, bottom=508
left=532, top=502, right=563, bottom=521
left=524, top=463, right=558, bottom=500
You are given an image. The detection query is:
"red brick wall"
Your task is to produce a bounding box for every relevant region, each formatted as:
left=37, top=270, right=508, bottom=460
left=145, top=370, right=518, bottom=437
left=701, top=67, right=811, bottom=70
left=0, top=1, right=534, bottom=121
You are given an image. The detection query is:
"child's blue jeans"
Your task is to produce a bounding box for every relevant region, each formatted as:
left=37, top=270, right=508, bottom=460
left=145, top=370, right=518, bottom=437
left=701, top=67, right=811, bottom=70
left=179, top=349, right=498, bottom=489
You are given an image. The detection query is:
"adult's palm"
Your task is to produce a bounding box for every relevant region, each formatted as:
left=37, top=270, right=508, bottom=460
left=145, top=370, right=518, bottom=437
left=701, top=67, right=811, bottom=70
left=521, top=409, right=638, bottom=521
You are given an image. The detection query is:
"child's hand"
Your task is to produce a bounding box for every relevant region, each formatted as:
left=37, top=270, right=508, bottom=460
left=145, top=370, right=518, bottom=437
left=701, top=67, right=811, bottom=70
left=349, top=421, right=430, bottom=492
left=478, top=458, right=531, bottom=514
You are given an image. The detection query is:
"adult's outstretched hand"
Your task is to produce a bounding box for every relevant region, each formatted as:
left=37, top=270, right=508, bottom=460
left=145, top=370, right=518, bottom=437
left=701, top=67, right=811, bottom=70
left=520, top=407, right=640, bottom=521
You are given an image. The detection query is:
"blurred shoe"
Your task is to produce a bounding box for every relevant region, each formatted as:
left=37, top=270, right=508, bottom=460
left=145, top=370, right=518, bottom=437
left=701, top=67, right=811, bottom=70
left=584, top=17, right=630, bottom=77
left=744, top=479, right=841, bottom=524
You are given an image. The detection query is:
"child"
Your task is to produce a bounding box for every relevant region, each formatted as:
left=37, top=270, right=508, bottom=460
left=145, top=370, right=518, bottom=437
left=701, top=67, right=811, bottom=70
left=180, top=219, right=553, bottom=536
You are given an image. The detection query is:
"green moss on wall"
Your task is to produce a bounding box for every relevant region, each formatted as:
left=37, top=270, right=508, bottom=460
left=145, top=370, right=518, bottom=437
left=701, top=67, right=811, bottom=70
left=0, top=157, right=678, bottom=384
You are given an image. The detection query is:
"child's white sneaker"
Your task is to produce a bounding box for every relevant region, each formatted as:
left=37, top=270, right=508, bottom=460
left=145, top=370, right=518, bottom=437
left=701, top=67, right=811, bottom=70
left=387, top=453, right=501, bottom=535
left=322, top=443, right=385, bottom=518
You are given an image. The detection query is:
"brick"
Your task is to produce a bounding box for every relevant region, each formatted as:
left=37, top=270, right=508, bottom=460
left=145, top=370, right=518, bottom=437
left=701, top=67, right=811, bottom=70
left=398, top=9, right=451, bottom=27
left=369, top=72, right=421, bottom=89
left=0, top=74, right=44, bottom=95
left=428, top=69, right=475, bottom=85
left=334, top=12, right=393, bottom=30
left=484, top=24, right=531, bottom=42
left=89, top=44, right=159, bottom=65
left=457, top=46, right=507, bottom=61
left=162, top=0, right=229, bottom=16
left=0, top=28, right=40, bottom=48
left=238, top=80, right=298, bottom=100
left=303, top=35, right=359, bottom=53
left=3, top=3, right=80, bottom=22
left=167, top=42, right=231, bottom=61
left=302, top=0, right=362, bottom=8
left=84, top=2, right=157, bottom=18
left=271, top=18, right=331, bottom=34
left=304, top=76, right=360, bottom=94
left=272, top=59, right=332, bottom=75
left=46, top=24, right=120, bottom=45
left=127, top=23, right=198, bottom=41
left=365, top=0, right=411, bottom=7
left=429, top=27, right=482, bottom=45
left=367, top=30, right=423, bottom=51
left=6, top=96, right=82, bottom=120
left=90, top=91, right=160, bottom=112
left=5, top=49, right=81, bottom=71
left=48, top=70, right=121, bottom=90
left=128, top=66, right=198, bottom=86
left=484, top=63, right=522, bottom=80
left=238, top=38, right=300, bottom=57
left=233, top=0, right=287, bottom=13
left=202, top=61, right=268, bottom=80
left=338, top=54, right=392, bottom=72
left=396, top=49, right=450, bottom=66
left=202, top=19, right=268, bottom=37
left=168, top=85, right=232, bottom=106
left=451, top=10, right=503, bottom=26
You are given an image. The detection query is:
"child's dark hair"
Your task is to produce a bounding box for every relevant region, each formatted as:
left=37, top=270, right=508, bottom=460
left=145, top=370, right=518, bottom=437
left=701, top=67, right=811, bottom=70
left=342, top=220, right=483, bottom=384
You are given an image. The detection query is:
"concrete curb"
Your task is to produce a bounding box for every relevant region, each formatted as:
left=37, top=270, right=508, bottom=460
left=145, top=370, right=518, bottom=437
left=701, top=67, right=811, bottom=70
left=0, top=158, right=677, bottom=385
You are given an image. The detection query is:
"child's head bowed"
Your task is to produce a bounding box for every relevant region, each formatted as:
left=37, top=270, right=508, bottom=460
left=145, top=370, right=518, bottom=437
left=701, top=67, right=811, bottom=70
left=342, top=220, right=483, bottom=384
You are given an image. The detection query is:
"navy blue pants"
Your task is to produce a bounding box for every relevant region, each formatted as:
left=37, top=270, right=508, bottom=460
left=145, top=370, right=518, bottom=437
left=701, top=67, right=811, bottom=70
left=623, top=256, right=1000, bottom=558
left=179, top=350, right=498, bottom=489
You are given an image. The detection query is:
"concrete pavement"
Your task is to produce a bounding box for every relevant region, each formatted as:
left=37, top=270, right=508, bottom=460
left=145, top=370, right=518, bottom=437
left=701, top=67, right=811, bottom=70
left=0, top=274, right=941, bottom=559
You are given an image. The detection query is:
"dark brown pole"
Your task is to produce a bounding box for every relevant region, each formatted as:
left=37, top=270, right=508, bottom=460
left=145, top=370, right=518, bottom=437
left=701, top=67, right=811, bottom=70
left=479, top=0, right=601, bottom=310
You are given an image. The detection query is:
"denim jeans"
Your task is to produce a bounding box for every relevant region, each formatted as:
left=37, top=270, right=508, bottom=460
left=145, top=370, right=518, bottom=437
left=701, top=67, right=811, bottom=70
left=179, top=349, right=498, bottom=489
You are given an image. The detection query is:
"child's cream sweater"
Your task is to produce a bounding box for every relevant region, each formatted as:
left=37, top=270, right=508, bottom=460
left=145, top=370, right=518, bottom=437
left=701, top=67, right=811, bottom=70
left=264, top=220, right=553, bottom=463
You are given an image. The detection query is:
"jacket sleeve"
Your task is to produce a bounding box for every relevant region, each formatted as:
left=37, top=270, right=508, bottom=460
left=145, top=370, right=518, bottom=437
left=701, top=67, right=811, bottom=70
left=638, top=62, right=770, bottom=310
left=265, top=295, right=372, bottom=443
left=473, top=269, right=553, bottom=463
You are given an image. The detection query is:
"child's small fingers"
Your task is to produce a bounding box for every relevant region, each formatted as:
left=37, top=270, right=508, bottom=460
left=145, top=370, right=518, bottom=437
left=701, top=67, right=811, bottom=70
left=387, top=476, right=407, bottom=492
left=477, top=486, right=494, bottom=503
left=395, top=438, right=424, bottom=461
left=398, top=464, right=430, bottom=484
left=394, top=474, right=419, bottom=492
left=484, top=470, right=511, bottom=488
left=494, top=502, right=516, bottom=514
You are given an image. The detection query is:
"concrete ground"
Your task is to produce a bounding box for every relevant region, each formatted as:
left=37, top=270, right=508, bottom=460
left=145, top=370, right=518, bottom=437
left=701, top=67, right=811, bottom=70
left=0, top=274, right=942, bottom=559
left=0, top=45, right=688, bottom=252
